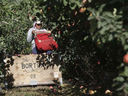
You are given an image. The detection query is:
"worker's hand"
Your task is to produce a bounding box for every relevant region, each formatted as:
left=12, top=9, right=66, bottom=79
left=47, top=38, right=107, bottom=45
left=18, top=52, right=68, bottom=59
left=32, top=29, right=36, bottom=34
left=32, top=31, right=35, bottom=34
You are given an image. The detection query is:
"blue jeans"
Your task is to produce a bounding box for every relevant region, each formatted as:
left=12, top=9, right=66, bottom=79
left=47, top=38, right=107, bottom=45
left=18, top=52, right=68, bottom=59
left=32, top=47, right=53, bottom=54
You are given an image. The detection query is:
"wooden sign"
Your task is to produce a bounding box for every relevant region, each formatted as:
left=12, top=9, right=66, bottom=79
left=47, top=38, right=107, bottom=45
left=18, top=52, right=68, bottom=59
left=5, top=53, right=62, bottom=87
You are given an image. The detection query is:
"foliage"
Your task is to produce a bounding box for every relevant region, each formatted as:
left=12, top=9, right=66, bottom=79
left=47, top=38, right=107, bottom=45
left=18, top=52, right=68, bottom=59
left=0, top=0, right=40, bottom=87
left=39, top=0, right=128, bottom=95
left=0, top=0, right=128, bottom=95
left=0, top=0, right=32, bottom=55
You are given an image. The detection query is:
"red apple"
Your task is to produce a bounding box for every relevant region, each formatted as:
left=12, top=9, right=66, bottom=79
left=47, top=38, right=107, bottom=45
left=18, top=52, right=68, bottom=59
left=79, top=7, right=86, bottom=13
left=40, top=9, right=43, bottom=14
left=97, top=61, right=100, bottom=65
left=48, top=7, right=51, bottom=10
left=49, top=86, right=53, bottom=89
left=123, top=54, right=128, bottom=64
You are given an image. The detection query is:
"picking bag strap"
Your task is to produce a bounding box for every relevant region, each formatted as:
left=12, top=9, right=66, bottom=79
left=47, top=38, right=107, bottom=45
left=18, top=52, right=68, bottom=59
left=34, top=30, right=52, bottom=42
left=35, top=30, right=51, bottom=35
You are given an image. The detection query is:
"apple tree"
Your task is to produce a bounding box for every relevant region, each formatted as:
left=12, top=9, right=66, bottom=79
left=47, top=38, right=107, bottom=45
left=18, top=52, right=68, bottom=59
left=0, top=0, right=44, bottom=86
left=39, top=0, right=128, bottom=95
left=0, top=0, right=128, bottom=95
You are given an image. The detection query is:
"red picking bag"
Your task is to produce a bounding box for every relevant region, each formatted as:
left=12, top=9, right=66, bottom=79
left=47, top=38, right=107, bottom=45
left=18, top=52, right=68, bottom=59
left=35, top=32, right=58, bottom=51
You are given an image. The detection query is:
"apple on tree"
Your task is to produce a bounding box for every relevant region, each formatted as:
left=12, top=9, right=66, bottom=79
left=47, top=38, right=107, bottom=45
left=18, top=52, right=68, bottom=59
left=79, top=7, right=86, bottom=13
left=123, top=54, right=128, bottom=64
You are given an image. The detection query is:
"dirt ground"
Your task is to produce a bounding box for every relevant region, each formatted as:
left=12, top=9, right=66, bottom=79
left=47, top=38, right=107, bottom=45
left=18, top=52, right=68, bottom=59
left=0, top=81, right=120, bottom=96
left=0, top=84, right=97, bottom=96
left=2, top=86, right=55, bottom=96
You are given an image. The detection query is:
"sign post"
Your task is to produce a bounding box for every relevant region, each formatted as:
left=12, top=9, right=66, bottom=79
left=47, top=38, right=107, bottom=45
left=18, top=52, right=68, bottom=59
left=5, top=53, right=62, bottom=87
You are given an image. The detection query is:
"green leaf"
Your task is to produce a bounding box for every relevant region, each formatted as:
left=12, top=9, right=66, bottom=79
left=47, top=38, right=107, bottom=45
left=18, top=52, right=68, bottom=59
left=113, top=8, right=117, bottom=16
left=62, top=16, right=65, bottom=20
left=124, top=45, right=128, bottom=51
left=98, top=4, right=106, bottom=13
left=124, top=82, right=128, bottom=88
left=116, top=25, right=122, bottom=29
left=117, top=63, right=125, bottom=69
left=113, top=76, right=125, bottom=82
left=88, top=16, right=95, bottom=20
left=112, top=81, right=120, bottom=87
left=70, top=4, right=77, bottom=10
left=108, top=34, right=113, bottom=41
left=99, top=27, right=106, bottom=35
left=103, top=11, right=114, bottom=18
left=97, top=21, right=101, bottom=28
left=102, top=21, right=107, bottom=26
left=116, top=85, right=124, bottom=91
left=88, top=0, right=92, bottom=3
left=124, top=66, right=128, bottom=77
left=63, top=0, right=68, bottom=6
left=84, top=36, right=89, bottom=41
left=73, top=0, right=80, bottom=6
left=90, top=25, right=97, bottom=33
left=121, top=32, right=128, bottom=38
